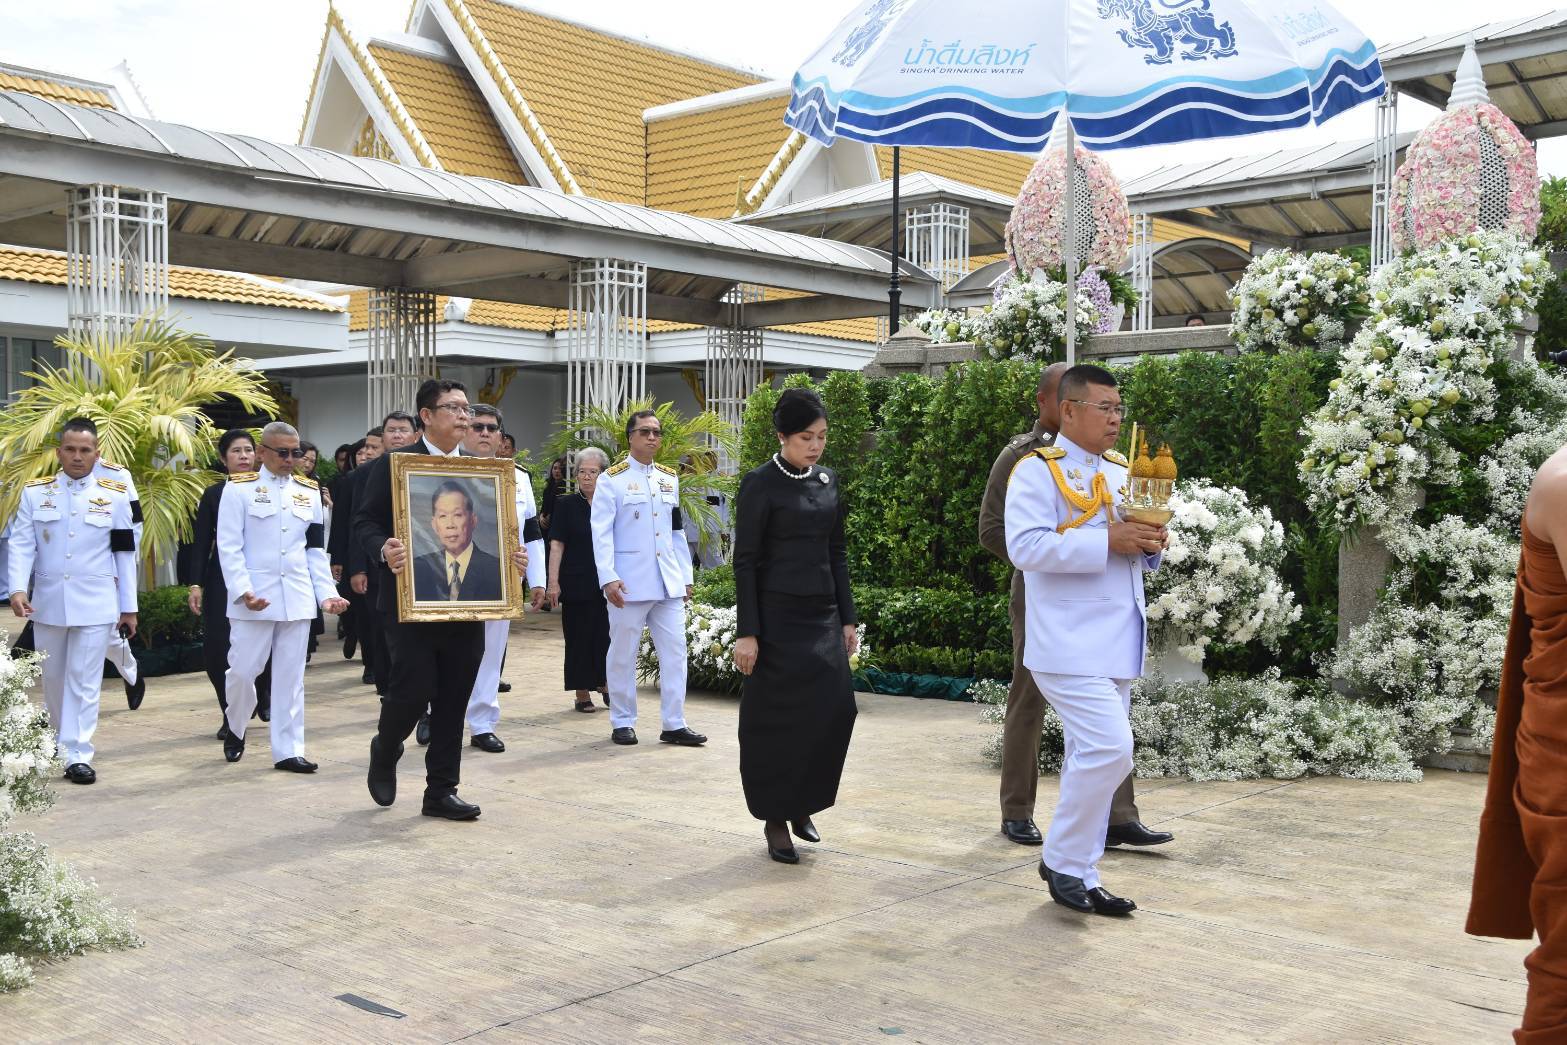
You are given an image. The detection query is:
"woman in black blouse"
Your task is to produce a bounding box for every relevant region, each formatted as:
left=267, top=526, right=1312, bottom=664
left=732, top=388, right=859, bottom=864
left=183, top=429, right=271, bottom=739
left=545, top=447, right=612, bottom=713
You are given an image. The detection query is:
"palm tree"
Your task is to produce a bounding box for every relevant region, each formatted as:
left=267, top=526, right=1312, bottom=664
left=0, top=319, right=277, bottom=572
left=545, top=397, right=739, bottom=555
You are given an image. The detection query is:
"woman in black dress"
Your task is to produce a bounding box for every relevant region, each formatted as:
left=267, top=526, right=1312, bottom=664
left=732, top=388, right=859, bottom=864
left=545, top=448, right=612, bottom=712
left=184, top=429, right=271, bottom=739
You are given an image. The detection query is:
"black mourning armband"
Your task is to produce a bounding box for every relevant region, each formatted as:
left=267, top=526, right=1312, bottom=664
left=671, top=506, right=684, bottom=531
left=523, top=517, right=542, bottom=544
left=109, top=528, right=135, bottom=552
left=306, top=522, right=325, bottom=549
left=130, top=500, right=143, bottom=524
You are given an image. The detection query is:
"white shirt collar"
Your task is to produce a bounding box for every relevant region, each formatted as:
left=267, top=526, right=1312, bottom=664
left=421, top=437, right=463, bottom=458
left=444, top=543, right=475, bottom=579
left=63, top=472, right=89, bottom=489
left=1054, top=433, right=1101, bottom=468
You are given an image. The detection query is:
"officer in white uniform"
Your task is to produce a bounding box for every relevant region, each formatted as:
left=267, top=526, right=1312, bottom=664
left=93, top=459, right=145, bottom=709
left=591, top=410, right=706, bottom=748
left=7, top=417, right=138, bottom=785
left=461, top=404, right=545, bottom=753
left=217, top=421, right=346, bottom=772
left=1004, top=365, right=1165, bottom=917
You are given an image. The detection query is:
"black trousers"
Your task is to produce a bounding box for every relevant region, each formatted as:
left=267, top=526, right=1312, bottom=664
left=363, top=578, right=390, bottom=689
left=203, top=601, right=271, bottom=716
left=376, top=615, right=484, bottom=800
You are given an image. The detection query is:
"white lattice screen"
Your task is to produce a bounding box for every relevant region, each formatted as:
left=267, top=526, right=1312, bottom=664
left=366, top=288, right=437, bottom=425
left=66, top=185, right=169, bottom=341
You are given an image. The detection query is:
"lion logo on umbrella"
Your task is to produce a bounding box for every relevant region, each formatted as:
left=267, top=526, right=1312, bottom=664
left=833, top=0, right=915, bottom=68
left=1098, top=0, right=1239, bottom=65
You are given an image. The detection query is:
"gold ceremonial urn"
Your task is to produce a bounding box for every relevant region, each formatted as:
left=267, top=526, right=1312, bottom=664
left=1120, top=429, right=1176, bottom=527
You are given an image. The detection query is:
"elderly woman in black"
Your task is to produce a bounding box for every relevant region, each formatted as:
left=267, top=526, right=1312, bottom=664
left=545, top=447, right=613, bottom=712
left=183, top=428, right=271, bottom=739
left=732, top=388, right=859, bottom=864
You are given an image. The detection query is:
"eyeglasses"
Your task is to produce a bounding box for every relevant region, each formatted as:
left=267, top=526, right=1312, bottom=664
left=434, top=403, right=476, bottom=417
left=469, top=423, right=500, bottom=433
left=1066, top=400, right=1127, bottom=419
left=631, top=427, right=663, bottom=438
left=263, top=444, right=310, bottom=459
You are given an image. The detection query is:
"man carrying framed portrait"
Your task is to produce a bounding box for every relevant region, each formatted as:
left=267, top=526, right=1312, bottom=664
left=352, top=378, right=529, bottom=822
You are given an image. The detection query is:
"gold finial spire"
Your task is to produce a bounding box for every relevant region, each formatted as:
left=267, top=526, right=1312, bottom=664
left=1153, top=443, right=1178, bottom=481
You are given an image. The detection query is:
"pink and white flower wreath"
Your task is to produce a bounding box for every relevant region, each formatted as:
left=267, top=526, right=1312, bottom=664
left=1006, top=140, right=1131, bottom=273
left=1391, top=103, right=1541, bottom=252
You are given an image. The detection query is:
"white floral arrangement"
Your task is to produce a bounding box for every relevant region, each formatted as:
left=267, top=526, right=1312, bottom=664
left=905, top=309, right=973, bottom=345
left=972, top=270, right=1100, bottom=362
left=1229, top=249, right=1369, bottom=353
left=1479, top=363, right=1567, bottom=529
left=639, top=604, right=871, bottom=696
left=1144, top=482, right=1301, bottom=666
left=0, top=634, right=139, bottom=991
left=1300, top=230, right=1552, bottom=528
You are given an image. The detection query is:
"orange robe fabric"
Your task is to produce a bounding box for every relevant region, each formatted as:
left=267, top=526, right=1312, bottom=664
left=1468, top=520, right=1567, bottom=1043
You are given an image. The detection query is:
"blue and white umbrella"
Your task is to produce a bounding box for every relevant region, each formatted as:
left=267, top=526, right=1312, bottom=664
left=785, top=0, right=1386, bottom=356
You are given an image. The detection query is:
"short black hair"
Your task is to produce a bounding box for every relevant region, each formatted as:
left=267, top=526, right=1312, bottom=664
left=773, top=387, right=827, bottom=436
left=365, top=426, right=385, bottom=439
left=473, top=403, right=503, bottom=427
left=60, top=416, right=98, bottom=441
left=430, top=479, right=476, bottom=516
left=1057, top=364, right=1118, bottom=405
left=1185, top=314, right=1206, bottom=325
left=218, top=428, right=254, bottom=464
left=299, top=440, right=317, bottom=454
left=381, top=410, right=418, bottom=431
left=626, top=409, right=660, bottom=439
left=416, top=379, right=467, bottom=417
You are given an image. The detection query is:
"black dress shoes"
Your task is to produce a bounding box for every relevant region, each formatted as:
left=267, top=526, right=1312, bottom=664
left=791, top=818, right=820, bottom=844
left=367, top=737, right=401, bottom=807
left=124, top=673, right=145, bottom=711
left=63, top=762, right=96, bottom=785
left=1087, top=887, right=1137, bottom=916
left=224, top=732, right=245, bottom=763
left=1002, top=818, right=1044, bottom=845
left=768, top=842, right=800, bottom=864
left=1106, top=820, right=1175, bottom=847
left=1039, top=863, right=1093, bottom=913
left=497, top=681, right=512, bottom=693
left=216, top=722, right=232, bottom=742
left=422, top=793, right=481, bottom=820
left=470, top=733, right=505, bottom=753
left=344, top=635, right=357, bottom=660
left=257, top=703, right=271, bottom=723
left=659, top=727, right=707, bottom=746
left=361, top=667, right=375, bottom=685
left=274, top=757, right=318, bottom=773
left=415, top=714, right=431, bottom=746
left=611, top=727, right=638, bottom=745
left=766, top=823, right=799, bottom=863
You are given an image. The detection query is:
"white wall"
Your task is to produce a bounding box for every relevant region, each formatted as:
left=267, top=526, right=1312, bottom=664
left=291, top=373, right=369, bottom=461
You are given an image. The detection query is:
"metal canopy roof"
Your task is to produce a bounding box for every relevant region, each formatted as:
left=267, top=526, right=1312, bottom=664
left=737, top=171, right=1016, bottom=254
left=0, top=91, right=938, bottom=327
left=1381, top=10, right=1567, bottom=137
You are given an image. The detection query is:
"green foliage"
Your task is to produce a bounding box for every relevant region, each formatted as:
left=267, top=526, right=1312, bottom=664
left=852, top=586, right=1010, bottom=650
left=691, top=564, right=735, bottom=608
left=134, top=586, right=202, bottom=648
left=737, top=373, right=814, bottom=477
left=1534, top=177, right=1567, bottom=360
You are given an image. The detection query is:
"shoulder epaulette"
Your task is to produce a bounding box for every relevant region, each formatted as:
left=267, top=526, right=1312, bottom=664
left=99, top=461, right=125, bottom=472
left=24, top=476, right=53, bottom=488
left=1104, top=449, right=1128, bottom=466
left=228, top=472, right=259, bottom=483
left=96, top=477, right=128, bottom=493
left=606, top=460, right=629, bottom=476
left=1035, top=447, right=1067, bottom=461
left=295, top=476, right=319, bottom=490
left=653, top=462, right=677, bottom=476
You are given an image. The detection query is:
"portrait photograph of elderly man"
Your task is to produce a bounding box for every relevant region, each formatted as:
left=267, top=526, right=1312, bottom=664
left=411, top=479, right=504, bottom=603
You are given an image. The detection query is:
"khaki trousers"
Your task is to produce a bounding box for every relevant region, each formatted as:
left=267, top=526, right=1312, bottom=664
left=1000, top=569, right=1138, bottom=824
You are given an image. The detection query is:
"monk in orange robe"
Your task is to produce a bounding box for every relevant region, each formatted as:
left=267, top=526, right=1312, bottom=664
left=1469, top=443, right=1567, bottom=1042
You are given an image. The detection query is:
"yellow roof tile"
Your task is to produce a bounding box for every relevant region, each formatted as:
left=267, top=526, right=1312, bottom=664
left=464, top=0, right=761, bottom=203
left=463, top=300, right=562, bottom=329
left=0, top=247, right=343, bottom=312
left=0, top=71, right=114, bottom=110
left=368, top=44, right=526, bottom=184
left=647, top=95, right=794, bottom=218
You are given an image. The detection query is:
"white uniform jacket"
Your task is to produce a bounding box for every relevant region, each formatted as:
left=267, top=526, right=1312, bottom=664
left=8, top=472, right=138, bottom=627
left=1004, top=433, right=1161, bottom=680
left=514, top=466, right=546, bottom=591
left=591, top=457, right=693, bottom=602
left=92, top=460, right=142, bottom=548
left=217, top=469, right=336, bottom=623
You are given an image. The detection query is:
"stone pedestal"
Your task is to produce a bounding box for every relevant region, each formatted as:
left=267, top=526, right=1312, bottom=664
left=1335, top=491, right=1423, bottom=694
left=861, top=327, right=981, bottom=380
left=1150, top=645, right=1209, bottom=685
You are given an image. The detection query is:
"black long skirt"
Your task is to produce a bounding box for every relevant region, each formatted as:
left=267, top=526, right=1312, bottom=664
left=560, top=591, right=610, bottom=690
left=739, top=592, right=857, bottom=822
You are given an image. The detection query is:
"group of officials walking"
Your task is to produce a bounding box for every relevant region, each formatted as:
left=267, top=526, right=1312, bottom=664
left=10, top=364, right=1175, bottom=907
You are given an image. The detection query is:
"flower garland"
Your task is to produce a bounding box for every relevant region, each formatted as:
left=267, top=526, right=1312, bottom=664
left=1300, top=231, right=1551, bottom=528
left=1229, top=249, right=1369, bottom=354
left=1144, top=482, right=1302, bottom=665
left=1006, top=141, right=1130, bottom=273
left=1392, top=102, right=1542, bottom=252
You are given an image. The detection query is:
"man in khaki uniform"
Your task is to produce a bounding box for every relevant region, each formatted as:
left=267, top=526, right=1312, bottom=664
left=977, top=362, right=1172, bottom=850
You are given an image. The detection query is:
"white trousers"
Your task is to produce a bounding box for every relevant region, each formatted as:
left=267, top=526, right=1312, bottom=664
left=226, top=618, right=310, bottom=762
left=103, top=630, right=138, bottom=685
left=465, top=618, right=511, bottom=736
left=1032, top=672, right=1134, bottom=889
left=34, top=622, right=113, bottom=766
left=606, top=598, right=687, bottom=731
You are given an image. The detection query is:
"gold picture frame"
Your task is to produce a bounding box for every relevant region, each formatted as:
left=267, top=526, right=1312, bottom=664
left=390, top=453, right=524, bottom=623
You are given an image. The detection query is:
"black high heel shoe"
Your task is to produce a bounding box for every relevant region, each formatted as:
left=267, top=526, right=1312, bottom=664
left=765, top=822, right=798, bottom=864
left=790, top=817, right=820, bottom=844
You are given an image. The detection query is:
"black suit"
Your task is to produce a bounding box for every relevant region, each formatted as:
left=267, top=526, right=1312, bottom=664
left=353, top=438, right=484, bottom=801
left=412, top=546, right=504, bottom=602
left=328, top=469, right=363, bottom=664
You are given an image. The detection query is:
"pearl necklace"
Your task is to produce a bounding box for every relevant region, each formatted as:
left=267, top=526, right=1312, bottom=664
left=772, top=453, right=813, bottom=480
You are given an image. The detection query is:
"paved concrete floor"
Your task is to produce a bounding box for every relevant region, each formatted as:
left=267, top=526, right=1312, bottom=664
left=0, top=614, right=1532, bottom=1043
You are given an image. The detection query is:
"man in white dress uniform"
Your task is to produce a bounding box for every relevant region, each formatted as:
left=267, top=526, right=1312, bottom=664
left=462, top=404, right=545, bottom=753
left=217, top=421, right=347, bottom=772
left=7, top=417, right=138, bottom=785
left=1004, top=365, right=1166, bottom=916
left=591, top=409, right=707, bottom=748
left=93, top=458, right=146, bottom=710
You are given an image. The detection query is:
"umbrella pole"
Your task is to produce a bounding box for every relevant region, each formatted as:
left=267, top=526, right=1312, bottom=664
left=889, top=145, right=902, bottom=334
left=1063, top=121, right=1079, bottom=366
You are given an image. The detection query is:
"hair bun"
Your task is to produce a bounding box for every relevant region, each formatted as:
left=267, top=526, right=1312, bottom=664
left=773, top=387, right=828, bottom=436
